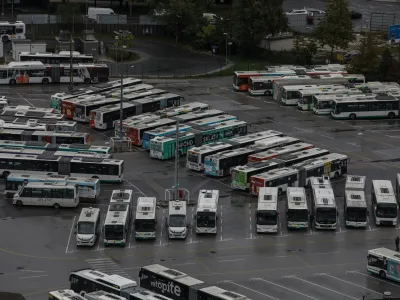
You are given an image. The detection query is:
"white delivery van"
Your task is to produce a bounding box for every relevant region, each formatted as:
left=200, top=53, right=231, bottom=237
left=75, top=207, right=101, bottom=247
left=88, top=7, right=115, bottom=21
left=166, top=200, right=188, bottom=239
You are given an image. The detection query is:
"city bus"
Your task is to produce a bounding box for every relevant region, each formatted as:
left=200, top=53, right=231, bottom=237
left=69, top=269, right=140, bottom=297
left=0, top=119, right=76, bottom=132
left=4, top=105, right=55, bottom=114
left=187, top=142, right=233, bottom=171
left=330, top=95, right=399, bottom=120
left=5, top=173, right=100, bottom=201
left=197, top=286, right=250, bottom=300
left=248, top=142, right=314, bottom=162
left=0, top=147, right=110, bottom=159
left=0, top=21, right=26, bottom=41
left=91, top=103, right=136, bottom=129
left=233, top=69, right=297, bottom=91
left=54, top=78, right=143, bottom=112
left=19, top=51, right=94, bottom=64
left=196, top=189, right=219, bottom=234
left=0, top=110, right=64, bottom=121
left=367, top=248, right=400, bottom=281
left=156, top=102, right=209, bottom=118
left=342, top=74, right=365, bottom=85
left=129, top=118, right=177, bottom=146
left=109, top=84, right=155, bottom=99
left=73, top=97, right=121, bottom=122
left=314, top=94, right=377, bottom=115
left=297, top=87, right=362, bottom=111
left=130, top=290, right=174, bottom=300
left=0, top=153, right=123, bottom=182
left=286, top=187, right=309, bottom=229
left=187, top=114, right=237, bottom=127
left=280, top=84, right=346, bottom=106
left=54, top=63, right=109, bottom=84
left=248, top=75, right=311, bottom=96
left=142, top=124, right=192, bottom=150
left=312, top=185, right=337, bottom=230
left=150, top=120, right=248, bottom=160
left=171, top=109, right=224, bottom=123
left=13, top=182, right=79, bottom=208
left=250, top=167, right=298, bottom=196
left=256, top=187, right=279, bottom=233
left=49, top=289, right=85, bottom=300
left=344, top=189, right=367, bottom=228
left=371, top=180, right=398, bottom=226
left=0, top=129, right=90, bottom=145
left=104, top=190, right=133, bottom=246
left=114, top=113, right=160, bottom=138
left=134, top=197, right=157, bottom=239
left=226, top=130, right=284, bottom=148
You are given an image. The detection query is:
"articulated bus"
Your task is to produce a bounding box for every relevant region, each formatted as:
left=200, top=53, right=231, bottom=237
left=156, top=102, right=209, bottom=118
left=19, top=51, right=94, bottom=64
left=134, top=197, right=157, bottom=240
left=248, top=75, right=311, bottom=96
left=51, top=77, right=143, bottom=111
left=91, top=103, right=136, bottom=129
left=297, top=87, right=362, bottom=111
left=4, top=105, right=55, bottom=114
left=313, top=93, right=374, bottom=115
left=187, top=142, right=233, bottom=172
left=73, top=97, right=121, bottom=122
left=0, top=153, right=123, bottom=182
left=233, top=69, right=297, bottom=91
left=109, top=84, right=154, bottom=99
left=0, top=129, right=90, bottom=144
left=0, top=21, right=26, bottom=41
left=149, top=120, right=248, bottom=160
left=256, top=187, right=279, bottom=233
left=286, top=187, right=309, bottom=229
left=5, top=173, right=100, bottom=201
left=248, top=142, right=314, bottom=162
left=0, top=147, right=110, bottom=159
left=0, top=119, right=76, bottom=132
left=0, top=111, right=64, bottom=122
left=49, top=289, right=85, bottom=300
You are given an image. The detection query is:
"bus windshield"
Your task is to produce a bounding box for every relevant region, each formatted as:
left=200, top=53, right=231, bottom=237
left=77, top=222, right=94, bottom=234
left=256, top=210, right=278, bottom=225
left=287, top=209, right=308, bottom=222
left=316, top=207, right=336, bottom=223
left=346, top=207, right=367, bottom=222
left=376, top=203, right=397, bottom=218
left=197, top=211, right=216, bottom=227
left=135, top=219, right=156, bottom=232
left=169, top=215, right=186, bottom=227
left=331, top=101, right=337, bottom=113
left=187, top=152, right=199, bottom=163
left=104, top=225, right=124, bottom=240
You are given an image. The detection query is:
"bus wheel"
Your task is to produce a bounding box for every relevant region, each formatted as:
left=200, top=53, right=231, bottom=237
left=9, top=79, right=16, bottom=85
left=388, top=112, right=395, bottom=119
left=334, top=172, right=339, bottom=179
left=278, top=188, right=283, bottom=196
left=2, top=35, right=9, bottom=42
left=379, top=271, right=386, bottom=279
left=53, top=203, right=60, bottom=209
left=16, top=200, right=23, bottom=207
left=349, top=114, right=356, bottom=120
left=42, top=78, right=49, bottom=84
left=84, top=78, right=91, bottom=84
left=2, top=171, right=10, bottom=178
left=264, top=91, right=271, bottom=96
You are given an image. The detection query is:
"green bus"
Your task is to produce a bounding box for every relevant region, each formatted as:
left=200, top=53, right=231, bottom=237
left=149, top=120, right=248, bottom=160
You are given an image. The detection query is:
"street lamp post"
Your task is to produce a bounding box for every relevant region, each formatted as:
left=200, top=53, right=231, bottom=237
left=223, top=33, right=229, bottom=65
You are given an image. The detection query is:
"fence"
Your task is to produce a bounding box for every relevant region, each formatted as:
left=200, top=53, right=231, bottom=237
left=370, top=12, right=396, bottom=31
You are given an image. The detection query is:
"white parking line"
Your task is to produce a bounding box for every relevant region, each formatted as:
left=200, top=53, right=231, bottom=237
left=254, top=278, right=319, bottom=300
left=243, top=112, right=257, bottom=117
left=65, top=216, right=76, bottom=254
left=19, top=275, right=48, bottom=279
left=220, top=205, right=223, bottom=241
left=347, top=270, right=400, bottom=288
left=218, top=259, right=244, bottom=263
left=19, top=270, right=46, bottom=273
left=225, top=281, right=279, bottom=300
left=312, top=251, right=340, bottom=255
left=13, top=90, right=34, bottom=106
left=320, top=134, right=334, bottom=139
left=248, top=204, right=252, bottom=239
left=123, top=179, right=146, bottom=196
left=347, top=142, right=361, bottom=147
left=321, top=274, right=382, bottom=296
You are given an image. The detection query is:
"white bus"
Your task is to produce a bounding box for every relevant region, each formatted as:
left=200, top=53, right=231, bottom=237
left=13, top=182, right=78, bottom=208
left=371, top=180, right=398, bottom=226
left=0, top=21, right=26, bottom=42
left=248, top=76, right=283, bottom=96
left=84, top=290, right=127, bottom=300
left=280, top=84, right=345, bottom=105
left=19, top=51, right=93, bottom=64
left=196, top=189, right=219, bottom=234
left=0, top=130, right=91, bottom=145
left=367, top=248, right=400, bottom=281
left=248, top=142, right=314, bottom=162
left=3, top=105, right=55, bottom=114
left=156, top=102, right=209, bottom=118
left=331, top=95, right=399, bottom=120
left=187, top=142, right=233, bottom=171
left=345, top=175, right=366, bottom=191
left=172, top=109, right=224, bottom=123
left=92, top=103, right=137, bottom=129
left=344, top=190, right=367, bottom=228
left=49, top=289, right=85, bottom=300
left=312, top=186, right=337, bottom=230
left=130, top=289, right=174, bottom=300
left=167, top=200, right=188, bottom=239
left=256, top=187, right=279, bottom=233
left=309, top=176, right=331, bottom=190
left=228, top=130, right=284, bottom=148
left=114, top=113, right=160, bottom=137
left=75, top=207, right=101, bottom=247
left=104, top=190, right=133, bottom=246
left=197, top=286, right=251, bottom=300
left=0, top=119, right=76, bottom=132
left=134, top=197, right=157, bottom=240
left=286, top=187, right=309, bottom=229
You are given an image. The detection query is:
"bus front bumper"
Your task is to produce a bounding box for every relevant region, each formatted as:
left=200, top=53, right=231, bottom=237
left=287, top=222, right=308, bottom=229
left=187, top=162, right=202, bottom=171
left=104, top=239, right=126, bottom=246
left=257, top=225, right=278, bottom=233
left=196, top=227, right=217, bottom=234
left=345, top=221, right=367, bottom=228
left=315, top=222, right=336, bottom=229
left=135, top=232, right=156, bottom=239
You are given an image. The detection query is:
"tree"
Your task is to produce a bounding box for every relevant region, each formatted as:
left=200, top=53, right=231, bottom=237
left=293, top=36, right=319, bottom=65
left=196, top=24, right=216, bottom=50
left=379, top=48, right=398, bottom=82
left=348, top=32, right=381, bottom=81
left=231, top=0, right=287, bottom=55
left=315, top=0, right=354, bottom=61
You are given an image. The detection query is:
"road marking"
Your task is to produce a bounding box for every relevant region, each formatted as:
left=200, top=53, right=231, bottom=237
left=254, top=278, right=319, bottom=300
left=123, top=179, right=146, bottom=196
left=225, top=281, right=279, bottom=300
left=243, top=112, right=257, bottom=117
left=172, top=262, right=197, bottom=266
left=218, top=259, right=244, bottom=263
left=19, top=274, right=48, bottom=279
left=321, top=274, right=382, bottom=295
left=160, top=211, right=164, bottom=246
left=249, top=204, right=252, bottom=239
left=347, top=142, right=361, bottom=147
left=375, top=150, right=392, bottom=156
left=294, top=127, right=312, bottom=133
left=320, top=134, right=334, bottom=139
left=312, top=251, right=340, bottom=255
left=291, top=276, right=358, bottom=300
left=123, top=266, right=141, bottom=270
left=65, top=215, right=76, bottom=254
left=19, top=270, right=46, bottom=273
left=347, top=270, right=400, bottom=288
left=359, top=135, right=394, bottom=147
left=13, top=89, right=34, bottom=106
left=220, top=205, right=223, bottom=241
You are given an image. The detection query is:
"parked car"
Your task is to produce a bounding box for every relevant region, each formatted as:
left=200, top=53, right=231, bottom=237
left=350, top=10, right=363, bottom=19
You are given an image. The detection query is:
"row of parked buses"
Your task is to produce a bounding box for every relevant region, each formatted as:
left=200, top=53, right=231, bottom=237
left=59, top=264, right=251, bottom=300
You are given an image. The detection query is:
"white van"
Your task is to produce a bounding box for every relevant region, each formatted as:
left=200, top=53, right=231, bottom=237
left=166, top=200, right=188, bottom=239
left=75, top=207, right=101, bottom=247
left=88, top=7, right=115, bottom=21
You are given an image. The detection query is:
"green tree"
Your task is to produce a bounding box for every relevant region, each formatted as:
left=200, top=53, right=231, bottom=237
left=315, top=0, right=354, bottom=61
left=231, top=0, right=287, bottom=55
left=196, top=24, right=216, bottom=50
left=349, top=32, right=380, bottom=81
left=293, top=36, right=319, bottom=65
left=379, top=48, right=398, bottom=82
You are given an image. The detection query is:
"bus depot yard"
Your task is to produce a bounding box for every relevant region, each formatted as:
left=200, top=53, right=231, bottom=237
left=4, top=74, right=400, bottom=300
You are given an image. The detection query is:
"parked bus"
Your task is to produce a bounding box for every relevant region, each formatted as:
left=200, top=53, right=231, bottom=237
left=149, top=120, right=248, bottom=160
left=69, top=268, right=140, bottom=297
left=233, top=69, right=297, bottom=91
left=114, top=113, right=160, bottom=137
left=256, top=187, right=279, bottom=233
left=187, top=142, right=233, bottom=172
left=0, top=153, right=123, bottom=182
left=109, top=84, right=155, bottom=99
left=0, top=129, right=90, bottom=145
left=13, top=182, right=79, bottom=208
left=0, top=21, right=26, bottom=41
left=248, top=76, right=283, bottom=96
left=129, top=119, right=177, bottom=146
left=104, top=190, right=133, bottom=246
left=197, top=286, right=250, bottom=300
left=250, top=167, right=298, bottom=196
left=227, top=130, right=284, bottom=148
left=0, top=110, right=64, bottom=120
left=331, top=95, right=399, bottom=120
left=312, top=185, right=337, bottom=230
left=280, top=84, right=346, bottom=106
left=4, top=105, right=55, bottom=114
left=129, top=290, right=174, bottom=300
left=134, top=197, right=157, bottom=240
left=5, top=173, right=100, bottom=201
left=342, top=74, right=365, bottom=84
left=49, top=290, right=85, bottom=300
left=344, top=189, right=367, bottom=228
left=248, top=142, right=314, bottom=162
left=19, top=51, right=94, bottom=64
left=196, top=189, right=219, bottom=234
left=186, top=114, right=237, bottom=127
left=345, top=174, right=366, bottom=191
left=286, top=187, right=309, bottom=229
left=172, top=109, right=225, bottom=123
left=74, top=97, right=122, bottom=122
left=0, top=147, right=110, bottom=159
left=91, top=103, right=136, bottom=129
left=84, top=291, right=126, bottom=300
left=367, top=248, right=400, bottom=282
left=142, top=124, right=192, bottom=151
left=156, top=102, right=209, bottom=118
left=371, top=180, right=398, bottom=226
left=75, top=207, right=101, bottom=247
left=313, top=93, right=376, bottom=115
left=0, top=119, right=76, bottom=132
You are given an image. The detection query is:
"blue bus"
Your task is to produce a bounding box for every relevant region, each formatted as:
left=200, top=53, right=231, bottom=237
left=142, top=124, right=192, bottom=150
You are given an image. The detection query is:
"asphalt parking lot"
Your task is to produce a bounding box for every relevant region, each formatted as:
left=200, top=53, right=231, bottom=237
left=1, top=78, right=400, bottom=299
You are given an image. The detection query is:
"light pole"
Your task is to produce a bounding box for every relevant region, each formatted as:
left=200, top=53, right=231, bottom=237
left=85, top=0, right=88, bottom=30
left=223, top=32, right=229, bottom=65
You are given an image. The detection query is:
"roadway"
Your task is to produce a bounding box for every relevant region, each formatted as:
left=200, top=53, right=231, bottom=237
left=0, top=78, right=400, bottom=299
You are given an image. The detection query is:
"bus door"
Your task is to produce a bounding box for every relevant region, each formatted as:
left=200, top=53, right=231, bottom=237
left=340, top=158, right=348, bottom=174
left=323, top=162, right=331, bottom=176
